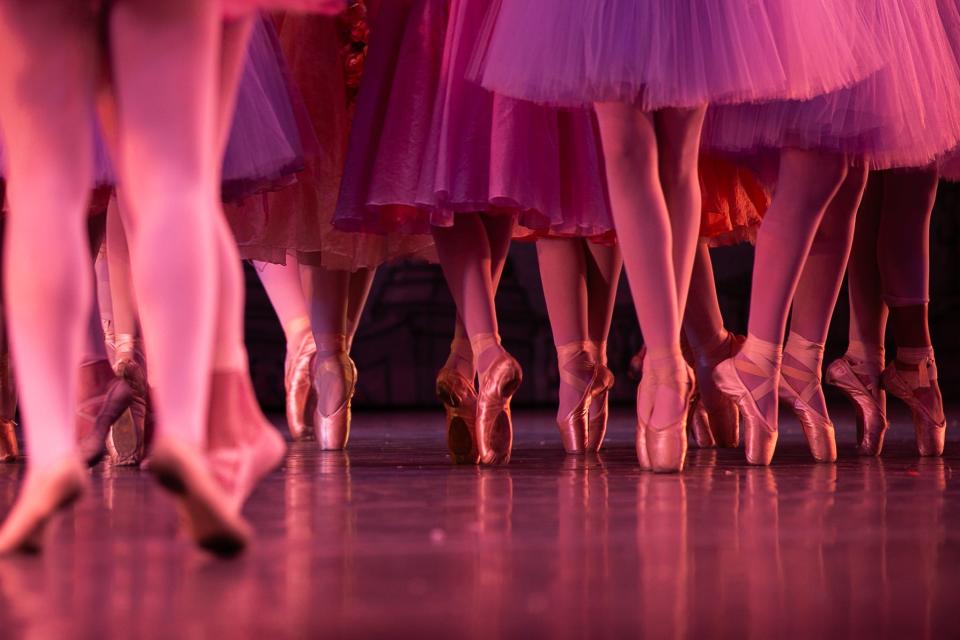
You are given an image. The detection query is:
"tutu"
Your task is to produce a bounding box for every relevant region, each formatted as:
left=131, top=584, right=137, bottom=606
left=705, top=0, right=960, bottom=170
left=222, top=0, right=344, bottom=18
left=699, top=155, right=769, bottom=247
left=334, top=0, right=613, bottom=241
left=221, top=16, right=305, bottom=202
left=229, top=6, right=436, bottom=269
left=933, top=0, right=960, bottom=180
left=471, top=0, right=883, bottom=110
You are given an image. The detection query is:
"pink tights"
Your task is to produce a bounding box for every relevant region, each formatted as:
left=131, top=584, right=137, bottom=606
left=593, top=102, right=705, bottom=432
left=537, top=238, right=622, bottom=422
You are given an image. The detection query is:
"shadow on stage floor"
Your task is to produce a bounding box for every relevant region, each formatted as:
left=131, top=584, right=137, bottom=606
left=0, top=406, right=957, bottom=638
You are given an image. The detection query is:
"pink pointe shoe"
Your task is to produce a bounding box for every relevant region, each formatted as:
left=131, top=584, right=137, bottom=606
left=638, top=350, right=694, bottom=473
left=881, top=351, right=946, bottom=457
left=311, top=334, right=357, bottom=451
left=284, top=332, right=317, bottom=442
left=472, top=334, right=521, bottom=466
left=76, top=359, right=135, bottom=466
left=107, top=335, right=150, bottom=466
left=780, top=334, right=837, bottom=463
left=825, top=355, right=888, bottom=456
left=0, top=349, right=19, bottom=462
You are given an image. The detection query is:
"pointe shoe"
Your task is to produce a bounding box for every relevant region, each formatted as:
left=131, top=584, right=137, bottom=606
left=284, top=332, right=317, bottom=442
left=206, top=371, right=287, bottom=512
left=473, top=334, right=521, bottom=466
left=882, top=354, right=946, bottom=457
left=586, top=364, right=615, bottom=453
left=779, top=334, right=836, bottom=463
left=641, top=351, right=694, bottom=473
left=150, top=435, right=252, bottom=556
left=0, top=421, right=18, bottom=463
left=713, top=342, right=780, bottom=466
left=0, top=455, right=88, bottom=555
left=690, top=333, right=744, bottom=449
left=635, top=382, right=652, bottom=471
left=311, top=335, right=356, bottom=451
left=825, top=355, right=887, bottom=456
left=107, top=336, right=150, bottom=466
left=76, top=359, right=135, bottom=467
left=555, top=342, right=600, bottom=454
left=436, top=367, right=478, bottom=465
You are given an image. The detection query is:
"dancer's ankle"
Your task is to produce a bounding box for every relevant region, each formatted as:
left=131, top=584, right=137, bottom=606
left=471, top=333, right=506, bottom=374
left=846, top=339, right=884, bottom=379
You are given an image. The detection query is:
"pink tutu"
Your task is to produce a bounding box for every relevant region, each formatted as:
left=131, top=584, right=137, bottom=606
left=222, top=0, right=344, bottom=18
left=934, top=0, right=960, bottom=180
left=705, top=1, right=960, bottom=170
left=334, top=0, right=613, bottom=241
left=471, top=0, right=882, bottom=110
left=229, top=7, right=436, bottom=269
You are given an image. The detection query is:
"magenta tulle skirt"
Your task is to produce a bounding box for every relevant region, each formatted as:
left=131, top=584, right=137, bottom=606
left=705, top=1, right=960, bottom=170
left=471, top=0, right=882, bottom=110
left=333, top=0, right=613, bottom=241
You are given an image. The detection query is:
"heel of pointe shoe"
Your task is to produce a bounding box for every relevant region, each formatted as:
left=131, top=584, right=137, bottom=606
left=881, top=360, right=946, bottom=457
left=475, top=352, right=521, bottom=466
left=586, top=365, right=615, bottom=453
left=555, top=342, right=600, bottom=455
left=150, top=437, right=251, bottom=557
left=285, top=332, right=317, bottom=442
left=437, top=369, right=478, bottom=465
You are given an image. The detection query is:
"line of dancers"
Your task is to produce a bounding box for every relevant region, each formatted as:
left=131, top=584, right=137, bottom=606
left=0, top=0, right=953, bottom=556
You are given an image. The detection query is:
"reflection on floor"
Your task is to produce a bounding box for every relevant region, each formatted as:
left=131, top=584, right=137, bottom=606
left=0, top=407, right=957, bottom=638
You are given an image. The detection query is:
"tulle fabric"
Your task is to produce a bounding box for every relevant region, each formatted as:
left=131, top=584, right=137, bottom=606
left=221, top=17, right=305, bottom=202
left=228, top=9, right=436, bottom=269
left=699, top=155, right=769, bottom=247
left=222, top=0, right=344, bottom=18
left=934, top=0, right=960, bottom=180
left=705, top=0, right=960, bottom=170
left=471, top=0, right=883, bottom=110
left=334, top=0, right=614, bottom=242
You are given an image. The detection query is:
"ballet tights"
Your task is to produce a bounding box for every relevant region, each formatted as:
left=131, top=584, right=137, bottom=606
left=593, top=102, right=704, bottom=431
left=734, top=149, right=848, bottom=423
left=0, top=2, right=98, bottom=468
left=537, top=238, right=621, bottom=422
left=784, top=166, right=868, bottom=418
left=108, top=0, right=223, bottom=449
left=433, top=213, right=515, bottom=375
left=846, top=168, right=938, bottom=364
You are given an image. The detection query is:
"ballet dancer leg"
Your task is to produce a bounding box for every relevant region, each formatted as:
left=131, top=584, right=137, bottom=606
left=433, top=213, right=521, bottom=465
left=109, top=0, right=250, bottom=553
left=824, top=173, right=889, bottom=455
left=202, top=15, right=286, bottom=511
left=0, top=0, right=98, bottom=553
left=713, top=148, right=848, bottom=465
left=682, top=243, right=741, bottom=448
left=300, top=265, right=355, bottom=450
left=255, top=258, right=315, bottom=441
left=875, top=168, right=945, bottom=456
left=594, top=103, right=701, bottom=472
left=582, top=241, right=621, bottom=452
left=536, top=237, right=596, bottom=453
left=345, top=267, right=376, bottom=351
left=782, top=166, right=868, bottom=462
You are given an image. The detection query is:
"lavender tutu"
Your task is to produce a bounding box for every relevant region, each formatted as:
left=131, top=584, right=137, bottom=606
left=334, top=0, right=613, bottom=241
left=471, top=0, right=883, bottom=110
left=221, top=16, right=306, bottom=202
left=705, top=0, right=960, bottom=170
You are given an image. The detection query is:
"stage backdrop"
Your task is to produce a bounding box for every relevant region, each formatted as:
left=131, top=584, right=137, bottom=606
left=245, top=190, right=960, bottom=410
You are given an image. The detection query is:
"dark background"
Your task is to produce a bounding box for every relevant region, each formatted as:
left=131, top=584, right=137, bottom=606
left=245, top=186, right=960, bottom=410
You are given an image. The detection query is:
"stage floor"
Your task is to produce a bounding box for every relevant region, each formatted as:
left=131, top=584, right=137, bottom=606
left=0, top=407, right=957, bottom=639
